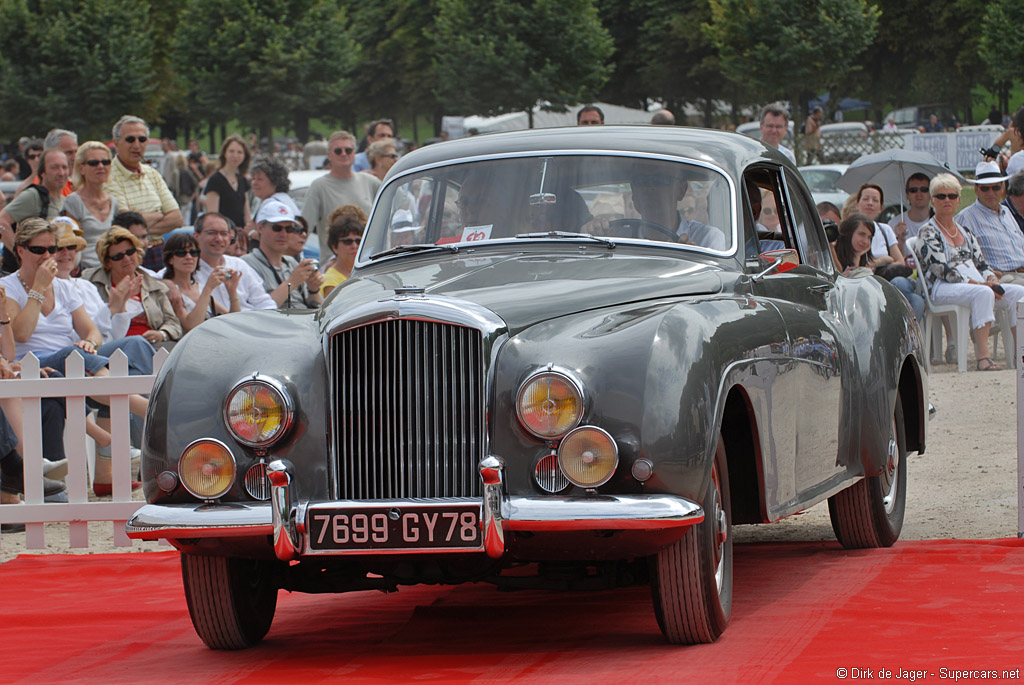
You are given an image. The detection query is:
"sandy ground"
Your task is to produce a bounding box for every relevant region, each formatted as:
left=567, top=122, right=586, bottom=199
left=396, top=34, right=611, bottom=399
left=1, top=360, right=1021, bottom=564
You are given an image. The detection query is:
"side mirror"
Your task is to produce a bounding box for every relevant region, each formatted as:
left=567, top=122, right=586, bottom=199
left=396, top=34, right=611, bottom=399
left=754, top=249, right=799, bottom=279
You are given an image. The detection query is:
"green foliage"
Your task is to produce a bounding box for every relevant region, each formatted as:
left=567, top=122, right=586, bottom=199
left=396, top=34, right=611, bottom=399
left=0, top=0, right=158, bottom=139
left=704, top=0, right=879, bottom=107
left=980, top=0, right=1024, bottom=90
left=172, top=0, right=357, bottom=134
left=434, top=0, right=614, bottom=117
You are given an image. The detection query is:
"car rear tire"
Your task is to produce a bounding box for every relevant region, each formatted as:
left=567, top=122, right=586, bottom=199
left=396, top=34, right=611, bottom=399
left=828, top=391, right=907, bottom=549
left=649, top=437, right=732, bottom=644
left=180, top=553, right=280, bottom=650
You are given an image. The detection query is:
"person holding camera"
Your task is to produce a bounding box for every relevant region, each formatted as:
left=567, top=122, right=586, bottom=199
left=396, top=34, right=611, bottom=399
left=241, top=200, right=323, bottom=309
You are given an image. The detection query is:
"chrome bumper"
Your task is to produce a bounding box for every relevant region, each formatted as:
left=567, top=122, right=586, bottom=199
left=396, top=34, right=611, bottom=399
left=126, top=456, right=704, bottom=560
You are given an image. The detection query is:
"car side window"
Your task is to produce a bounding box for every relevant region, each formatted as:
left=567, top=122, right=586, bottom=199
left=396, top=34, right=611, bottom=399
left=783, top=169, right=833, bottom=273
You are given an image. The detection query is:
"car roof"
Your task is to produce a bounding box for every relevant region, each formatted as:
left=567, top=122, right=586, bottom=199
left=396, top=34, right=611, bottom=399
left=388, top=125, right=788, bottom=180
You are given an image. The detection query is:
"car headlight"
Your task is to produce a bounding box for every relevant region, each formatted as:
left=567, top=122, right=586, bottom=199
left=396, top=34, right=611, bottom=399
left=179, top=439, right=236, bottom=499
left=558, top=426, right=618, bottom=488
left=224, top=375, right=294, bottom=448
left=516, top=369, right=584, bottom=439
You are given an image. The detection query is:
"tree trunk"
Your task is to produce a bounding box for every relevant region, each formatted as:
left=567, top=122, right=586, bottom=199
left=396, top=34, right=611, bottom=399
left=527, top=108, right=534, bottom=129
left=293, top=113, right=310, bottom=143
left=209, top=125, right=216, bottom=157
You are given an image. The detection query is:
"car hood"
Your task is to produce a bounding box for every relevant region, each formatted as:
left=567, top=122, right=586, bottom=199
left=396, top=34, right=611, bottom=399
left=323, top=250, right=725, bottom=334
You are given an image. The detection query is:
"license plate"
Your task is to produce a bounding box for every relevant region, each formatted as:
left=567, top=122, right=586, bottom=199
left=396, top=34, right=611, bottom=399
left=306, top=503, right=482, bottom=553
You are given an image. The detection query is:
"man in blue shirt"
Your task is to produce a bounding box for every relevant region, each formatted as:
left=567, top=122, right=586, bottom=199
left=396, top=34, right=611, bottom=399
left=956, top=161, right=1024, bottom=285
left=352, top=119, right=395, bottom=173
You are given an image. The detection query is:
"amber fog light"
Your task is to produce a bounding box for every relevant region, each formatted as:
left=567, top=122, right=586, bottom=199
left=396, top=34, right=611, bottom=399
left=558, top=426, right=618, bottom=488
left=224, top=375, right=294, bottom=448
left=179, top=439, right=236, bottom=499
left=516, top=369, right=584, bottom=439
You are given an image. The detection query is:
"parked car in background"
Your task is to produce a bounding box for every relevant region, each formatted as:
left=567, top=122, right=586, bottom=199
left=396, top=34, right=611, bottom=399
left=286, top=169, right=329, bottom=214
left=882, top=104, right=958, bottom=131
left=798, top=164, right=850, bottom=208
left=127, top=126, right=927, bottom=650
left=820, top=123, right=870, bottom=164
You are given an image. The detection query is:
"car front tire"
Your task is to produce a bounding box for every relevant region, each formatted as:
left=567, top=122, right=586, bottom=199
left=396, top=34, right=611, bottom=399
left=650, top=437, right=732, bottom=644
left=828, top=391, right=907, bottom=548
left=180, top=553, right=280, bottom=650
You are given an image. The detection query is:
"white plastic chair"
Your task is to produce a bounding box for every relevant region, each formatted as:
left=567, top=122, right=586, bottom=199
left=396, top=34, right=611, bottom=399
left=989, top=303, right=1016, bottom=369
left=907, top=237, right=970, bottom=373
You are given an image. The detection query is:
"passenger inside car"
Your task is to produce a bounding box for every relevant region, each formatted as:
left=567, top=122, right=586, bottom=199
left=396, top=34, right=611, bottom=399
left=627, top=161, right=727, bottom=249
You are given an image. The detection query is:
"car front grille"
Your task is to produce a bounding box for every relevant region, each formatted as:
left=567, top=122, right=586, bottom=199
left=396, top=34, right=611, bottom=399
left=332, top=319, right=485, bottom=499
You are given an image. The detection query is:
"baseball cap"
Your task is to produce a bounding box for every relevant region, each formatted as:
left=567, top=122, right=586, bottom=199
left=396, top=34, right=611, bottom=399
left=256, top=199, right=298, bottom=224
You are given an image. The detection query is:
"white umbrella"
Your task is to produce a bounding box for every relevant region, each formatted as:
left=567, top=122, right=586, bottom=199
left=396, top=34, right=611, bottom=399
left=836, top=149, right=966, bottom=217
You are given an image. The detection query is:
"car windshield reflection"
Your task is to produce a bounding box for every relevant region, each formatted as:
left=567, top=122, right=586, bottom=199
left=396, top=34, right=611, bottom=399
left=363, top=155, right=734, bottom=260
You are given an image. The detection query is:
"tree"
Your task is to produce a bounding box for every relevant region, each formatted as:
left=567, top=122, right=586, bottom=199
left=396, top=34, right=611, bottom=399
left=979, top=0, right=1023, bottom=116
left=434, top=0, right=614, bottom=126
left=346, top=0, right=446, bottom=136
left=638, top=0, right=738, bottom=127
left=703, top=0, right=879, bottom=125
left=0, top=0, right=158, bottom=140
left=172, top=0, right=358, bottom=145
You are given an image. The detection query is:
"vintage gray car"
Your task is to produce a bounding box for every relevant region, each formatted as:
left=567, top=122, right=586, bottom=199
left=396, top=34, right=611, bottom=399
left=127, top=126, right=927, bottom=649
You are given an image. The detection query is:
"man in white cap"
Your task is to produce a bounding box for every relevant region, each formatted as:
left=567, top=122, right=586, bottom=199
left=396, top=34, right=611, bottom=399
left=956, top=160, right=1024, bottom=285
left=241, top=199, right=323, bottom=309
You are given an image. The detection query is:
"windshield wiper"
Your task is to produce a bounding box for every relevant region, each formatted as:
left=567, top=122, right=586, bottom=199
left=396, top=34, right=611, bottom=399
left=515, top=231, right=616, bottom=249
left=368, top=243, right=460, bottom=261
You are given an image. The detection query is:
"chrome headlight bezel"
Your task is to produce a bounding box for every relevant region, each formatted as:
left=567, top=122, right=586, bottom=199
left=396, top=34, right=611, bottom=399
left=223, top=374, right=295, bottom=448
left=515, top=367, right=586, bottom=440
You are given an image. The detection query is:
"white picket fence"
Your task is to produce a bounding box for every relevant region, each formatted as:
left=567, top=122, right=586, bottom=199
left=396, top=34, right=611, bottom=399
left=0, top=348, right=168, bottom=550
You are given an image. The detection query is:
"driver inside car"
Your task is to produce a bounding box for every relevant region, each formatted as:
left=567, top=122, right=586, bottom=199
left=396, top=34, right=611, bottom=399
left=628, top=162, right=727, bottom=249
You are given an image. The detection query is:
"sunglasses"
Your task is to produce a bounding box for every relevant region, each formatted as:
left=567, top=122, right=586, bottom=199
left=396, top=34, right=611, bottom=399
left=269, top=223, right=301, bottom=234
left=85, top=159, right=112, bottom=167
left=906, top=186, right=929, bottom=194
left=26, top=153, right=41, bottom=160
left=124, top=136, right=148, bottom=144
left=170, top=248, right=200, bottom=258
left=976, top=184, right=1001, bottom=192
left=56, top=245, right=78, bottom=253
left=332, top=147, right=355, bottom=156
left=24, top=244, right=58, bottom=255
left=932, top=193, right=959, bottom=200
left=107, top=246, right=138, bottom=261
left=339, top=237, right=361, bottom=246
left=382, top=153, right=399, bottom=159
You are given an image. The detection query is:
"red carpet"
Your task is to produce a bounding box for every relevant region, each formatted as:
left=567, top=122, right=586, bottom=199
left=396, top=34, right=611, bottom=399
left=4, top=539, right=1024, bottom=683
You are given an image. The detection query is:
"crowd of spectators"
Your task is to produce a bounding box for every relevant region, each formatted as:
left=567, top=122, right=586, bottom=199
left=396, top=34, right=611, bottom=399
left=0, top=114, right=375, bottom=516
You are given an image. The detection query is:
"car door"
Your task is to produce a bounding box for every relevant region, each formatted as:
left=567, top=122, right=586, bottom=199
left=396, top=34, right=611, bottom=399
left=747, top=167, right=855, bottom=509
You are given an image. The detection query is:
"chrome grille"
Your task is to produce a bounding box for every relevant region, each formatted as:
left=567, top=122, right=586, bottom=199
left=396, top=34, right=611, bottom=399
left=332, top=319, right=484, bottom=499
left=243, top=462, right=270, bottom=500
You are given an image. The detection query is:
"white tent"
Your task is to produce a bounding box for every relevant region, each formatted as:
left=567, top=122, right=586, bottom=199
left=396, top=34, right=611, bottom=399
left=460, top=102, right=652, bottom=135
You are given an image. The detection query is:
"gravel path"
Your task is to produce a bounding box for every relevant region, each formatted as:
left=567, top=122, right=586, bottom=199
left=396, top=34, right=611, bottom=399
left=2, top=362, right=1021, bottom=563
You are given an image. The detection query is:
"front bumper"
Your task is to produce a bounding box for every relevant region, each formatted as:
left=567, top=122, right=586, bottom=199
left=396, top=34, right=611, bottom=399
left=126, top=456, right=704, bottom=560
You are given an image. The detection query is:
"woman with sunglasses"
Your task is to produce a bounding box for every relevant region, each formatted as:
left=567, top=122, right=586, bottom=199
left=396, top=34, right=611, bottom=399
left=83, top=227, right=182, bottom=348
left=917, top=173, right=1024, bottom=371
left=63, top=141, right=119, bottom=270
left=321, top=205, right=366, bottom=297
left=0, top=218, right=149, bottom=434
left=204, top=134, right=252, bottom=230
left=362, top=139, right=399, bottom=182
left=162, top=232, right=240, bottom=332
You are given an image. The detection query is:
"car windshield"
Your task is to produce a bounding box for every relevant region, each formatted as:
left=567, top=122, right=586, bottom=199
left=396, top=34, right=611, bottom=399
left=363, top=155, right=734, bottom=258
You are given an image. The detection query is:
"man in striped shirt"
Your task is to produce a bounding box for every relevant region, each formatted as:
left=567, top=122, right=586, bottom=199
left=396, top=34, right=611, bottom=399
left=105, top=115, right=182, bottom=239
left=956, top=161, right=1024, bottom=286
